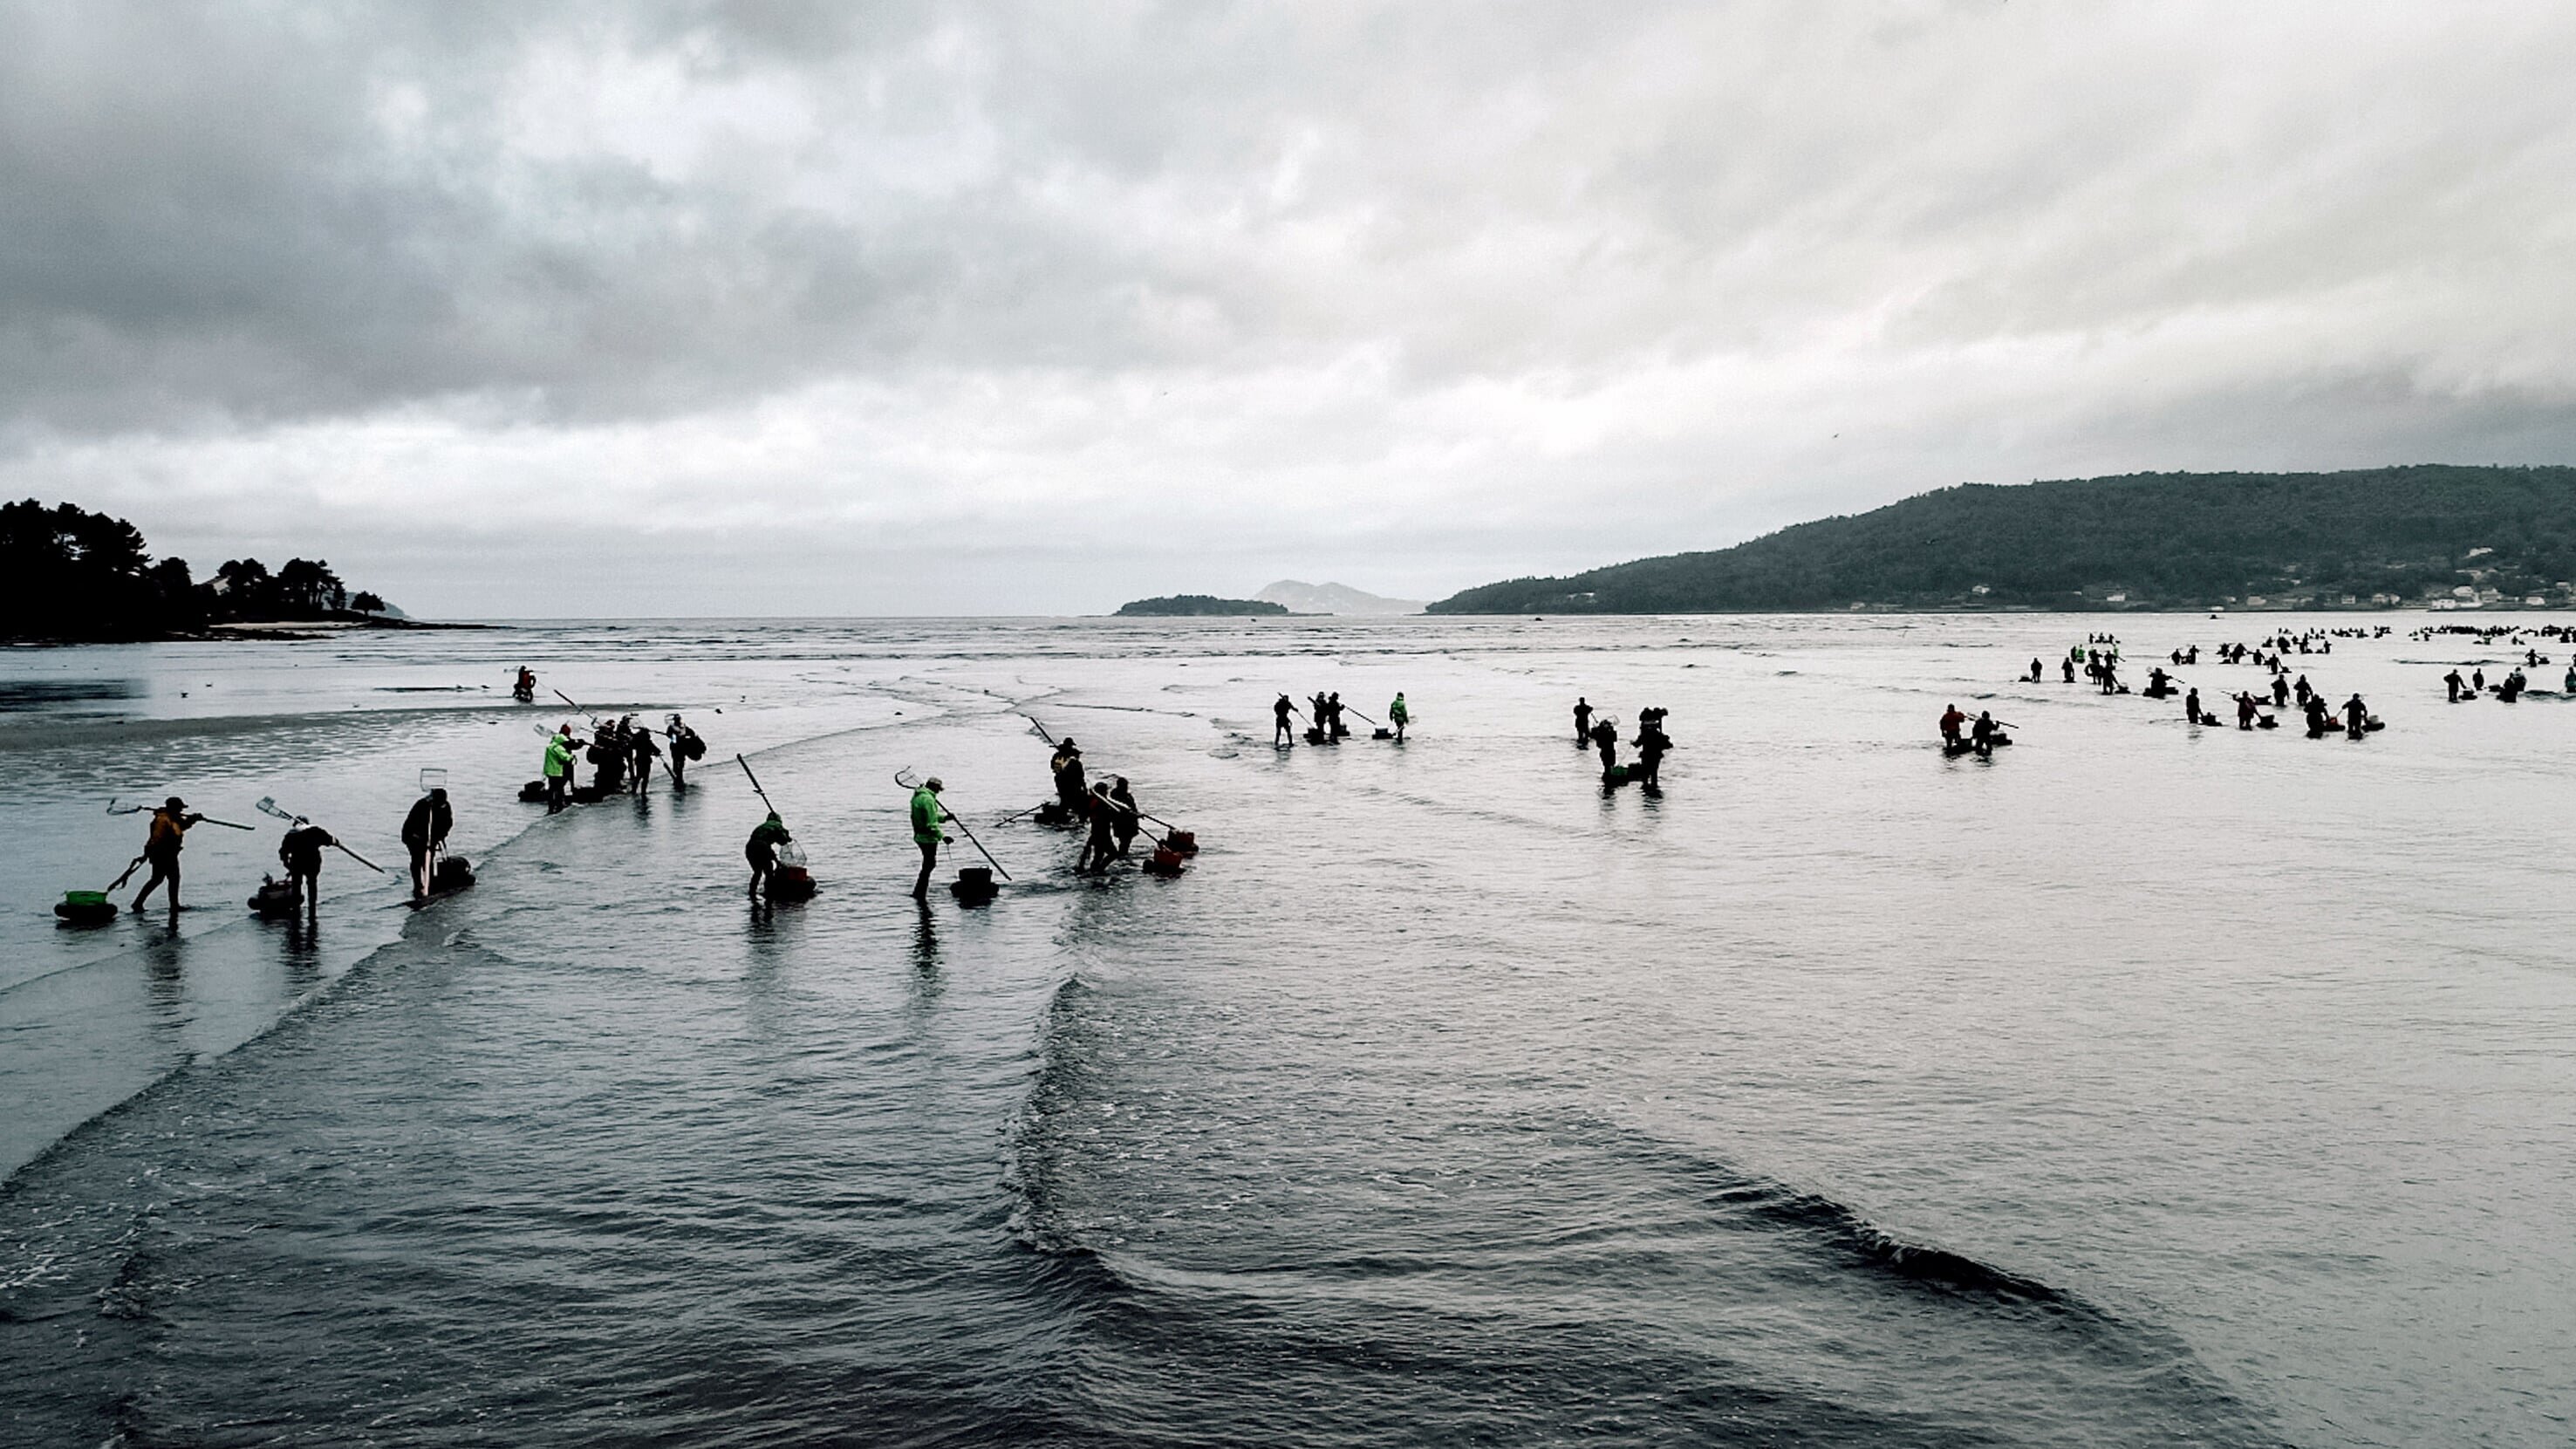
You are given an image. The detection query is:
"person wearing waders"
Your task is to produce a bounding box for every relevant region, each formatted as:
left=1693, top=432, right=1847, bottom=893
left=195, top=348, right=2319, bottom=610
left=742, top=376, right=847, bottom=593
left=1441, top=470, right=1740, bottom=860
left=626, top=718, right=660, bottom=794
left=1634, top=714, right=1667, bottom=788
left=2344, top=694, right=2369, bottom=739
left=1108, top=777, right=1141, bottom=858
left=1051, top=741, right=1087, bottom=811
left=909, top=779, right=949, bottom=900
left=2445, top=668, right=2466, bottom=702
left=1971, top=711, right=1998, bottom=758
left=2184, top=687, right=2203, bottom=725
left=1939, top=704, right=1966, bottom=746
left=131, top=796, right=204, bottom=913
left=1590, top=716, right=1620, bottom=778
left=1388, top=692, right=1410, bottom=742
left=747, top=812, right=791, bottom=897
left=1327, top=692, right=1349, bottom=740
left=1077, top=783, right=1120, bottom=873
left=589, top=721, right=625, bottom=794
left=1273, top=694, right=1297, bottom=746
left=1573, top=696, right=1593, bottom=742
left=666, top=715, right=697, bottom=788
left=2060, top=657, right=2075, bottom=683
left=543, top=724, right=579, bottom=812
left=279, top=817, right=336, bottom=914
left=402, top=788, right=452, bottom=902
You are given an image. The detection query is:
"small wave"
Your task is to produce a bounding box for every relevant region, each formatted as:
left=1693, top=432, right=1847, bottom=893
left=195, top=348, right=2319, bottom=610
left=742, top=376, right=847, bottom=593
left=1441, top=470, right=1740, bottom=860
left=1720, top=1179, right=2072, bottom=1306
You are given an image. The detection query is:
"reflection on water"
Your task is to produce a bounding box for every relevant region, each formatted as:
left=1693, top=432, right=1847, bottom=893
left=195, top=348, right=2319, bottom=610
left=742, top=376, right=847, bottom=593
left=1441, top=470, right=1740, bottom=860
left=0, top=676, right=140, bottom=710
left=0, top=616, right=2571, bottom=1447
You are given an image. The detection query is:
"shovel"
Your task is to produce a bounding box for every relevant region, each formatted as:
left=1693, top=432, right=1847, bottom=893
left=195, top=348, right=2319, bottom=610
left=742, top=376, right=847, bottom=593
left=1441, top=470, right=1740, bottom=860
left=255, top=796, right=386, bottom=872
left=897, top=769, right=1012, bottom=882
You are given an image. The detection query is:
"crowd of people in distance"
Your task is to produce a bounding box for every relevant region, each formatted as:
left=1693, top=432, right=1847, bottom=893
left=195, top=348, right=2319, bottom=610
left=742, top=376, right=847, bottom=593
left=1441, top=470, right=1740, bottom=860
left=1569, top=697, right=1674, bottom=789
left=540, top=711, right=707, bottom=812
left=2026, top=632, right=2382, bottom=740
left=1272, top=690, right=1409, bottom=745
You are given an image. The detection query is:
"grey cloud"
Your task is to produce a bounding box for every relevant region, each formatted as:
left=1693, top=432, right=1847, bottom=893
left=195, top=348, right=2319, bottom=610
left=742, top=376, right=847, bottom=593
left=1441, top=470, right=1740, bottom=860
left=3, top=1, right=2574, bottom=612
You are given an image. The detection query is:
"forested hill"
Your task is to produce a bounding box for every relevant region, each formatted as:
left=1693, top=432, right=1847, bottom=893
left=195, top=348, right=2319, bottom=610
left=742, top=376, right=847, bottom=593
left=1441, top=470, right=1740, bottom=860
left=2, top=499, right=397, bottom=641
left=1429, top=466, right=2576, bottom=614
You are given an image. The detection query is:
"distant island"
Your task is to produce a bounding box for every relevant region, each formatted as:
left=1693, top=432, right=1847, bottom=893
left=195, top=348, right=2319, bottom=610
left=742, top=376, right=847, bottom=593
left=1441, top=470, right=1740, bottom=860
left=1254, top=580, right=1428, bottom=616
left=1114, top=594, right=1293, bottom=617
left=2, top=498, right=421, bottom=642
left=1430, top=465, right=2576, bottom=614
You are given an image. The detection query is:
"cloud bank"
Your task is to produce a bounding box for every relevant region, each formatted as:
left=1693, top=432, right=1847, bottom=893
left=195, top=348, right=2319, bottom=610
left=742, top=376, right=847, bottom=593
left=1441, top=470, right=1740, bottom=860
left=4, top=1, right=2573, bottom=614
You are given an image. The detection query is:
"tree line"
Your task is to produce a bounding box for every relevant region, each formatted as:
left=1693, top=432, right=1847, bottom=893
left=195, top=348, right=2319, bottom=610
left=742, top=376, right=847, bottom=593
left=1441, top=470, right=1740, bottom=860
left=1, top=499, right=389, bottom=641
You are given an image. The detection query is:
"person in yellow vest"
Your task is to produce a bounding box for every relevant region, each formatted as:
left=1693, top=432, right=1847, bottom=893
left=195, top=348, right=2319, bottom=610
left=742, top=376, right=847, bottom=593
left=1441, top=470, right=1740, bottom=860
left=543, top=724, right=579, bottom=813
left=131, top=796, right=205, bottom=913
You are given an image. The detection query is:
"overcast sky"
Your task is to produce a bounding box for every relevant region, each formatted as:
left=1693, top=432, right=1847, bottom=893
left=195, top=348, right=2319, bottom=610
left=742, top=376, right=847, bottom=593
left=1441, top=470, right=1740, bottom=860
left=4, top=1, right=2573, bottom=616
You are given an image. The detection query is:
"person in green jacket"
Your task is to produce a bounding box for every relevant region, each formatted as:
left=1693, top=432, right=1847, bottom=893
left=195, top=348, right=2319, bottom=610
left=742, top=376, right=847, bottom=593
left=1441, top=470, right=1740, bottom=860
left=747, top=812, right=792, bottom=896
left=1388, top=692, right=1410, bottom=742
left=910, top=778, right=949, bottom=900
left=543, top=724, right=579, bottom=813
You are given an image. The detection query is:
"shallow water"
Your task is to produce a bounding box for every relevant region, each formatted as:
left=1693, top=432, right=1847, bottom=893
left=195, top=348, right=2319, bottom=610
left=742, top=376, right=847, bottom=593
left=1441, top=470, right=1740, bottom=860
left=3, top=615, right=2572, bottom=1446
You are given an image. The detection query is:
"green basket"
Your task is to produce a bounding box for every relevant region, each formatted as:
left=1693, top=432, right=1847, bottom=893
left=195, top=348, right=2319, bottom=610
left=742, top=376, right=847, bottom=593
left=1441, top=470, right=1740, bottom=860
left=63, top=890, right=107, bottom=906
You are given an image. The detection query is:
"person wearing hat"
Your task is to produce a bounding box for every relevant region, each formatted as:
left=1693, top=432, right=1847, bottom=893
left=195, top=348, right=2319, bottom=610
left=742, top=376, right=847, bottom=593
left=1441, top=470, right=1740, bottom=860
left=1388, top=692, right=1410, bottom=742
left=746, top=811, right=792, bottom=897
left=401, top=787, right=452, bottom=902
left=625, top=715, right=661, bottom=794
left=910, top=777, right=950, bottom=899
left=1049, top=740, right=1086, bottom=812
left=131, top=796, right=205, bottom=913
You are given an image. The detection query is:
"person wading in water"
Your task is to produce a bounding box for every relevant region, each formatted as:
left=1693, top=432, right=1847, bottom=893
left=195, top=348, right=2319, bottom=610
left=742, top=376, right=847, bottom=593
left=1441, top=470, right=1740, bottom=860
left=747, top=812, right=791, bottom=897
left=910, top=778, right=949, bottom=900
left=1050, top=741, right=1087, bottom=811
left=1077, top=783, right=1120, bottom=873
left=131, top=796, right=204, bottom=913
left=1108, top=777, right=1141, bottom=858
left=1634, top=713, right=1669, bottom=788
left=543, top=724, right=579, bottom=812
left=278, top=817, right=337, bottom=914
left=402, top=788, right=452, bottom=902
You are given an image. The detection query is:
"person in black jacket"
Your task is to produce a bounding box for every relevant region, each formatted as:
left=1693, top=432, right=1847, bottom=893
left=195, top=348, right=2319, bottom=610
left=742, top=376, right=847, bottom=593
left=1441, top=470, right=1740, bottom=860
left=625, top=716, right=661, bottom=794
left=278, top=817, right=337, bottom=913
left=402, top=788, right=452, bottom=902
